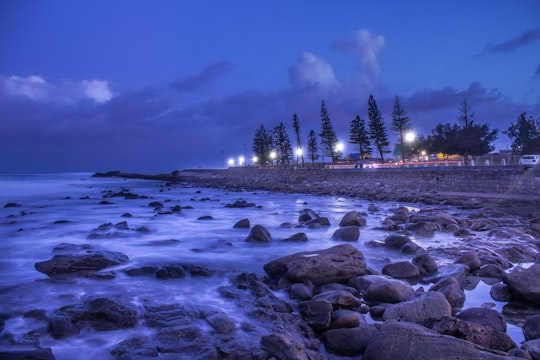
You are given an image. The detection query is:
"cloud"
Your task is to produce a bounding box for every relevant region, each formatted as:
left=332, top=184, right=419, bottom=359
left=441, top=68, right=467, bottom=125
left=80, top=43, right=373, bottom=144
left=332, top=29, right=385, bottom=76
left=0, top=75, right=114, bottom=104
left=482, top=28, right=540, bottom=54
left=288, top=51, right=338, bottom=91
left=171, top=61, right=232, bottom=92
left=82, top=80, right=113, bottom=103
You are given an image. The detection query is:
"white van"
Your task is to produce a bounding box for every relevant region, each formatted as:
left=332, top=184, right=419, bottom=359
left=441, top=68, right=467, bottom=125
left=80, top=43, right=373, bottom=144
left=519, top=154, right=540, bottom=166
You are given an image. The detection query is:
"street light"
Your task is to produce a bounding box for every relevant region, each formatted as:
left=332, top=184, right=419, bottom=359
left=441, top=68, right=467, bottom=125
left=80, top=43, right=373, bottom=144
left=238, top=156, right=245, bottom=166
left=335, top=142, right=344, bottom=162
left=405, top=132, right=415, bottom=163
left=270, top=151, right=277, bottom=166
left=252, top=156, right=258, bottom=164
left=295, top=147, right=303, bottom=166
left=228, top=158, right=235, bottom=167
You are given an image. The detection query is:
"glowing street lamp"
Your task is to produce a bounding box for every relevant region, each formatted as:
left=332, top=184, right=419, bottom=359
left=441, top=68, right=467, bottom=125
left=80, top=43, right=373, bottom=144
left=238, top=156, right=245, bottom=166
left=269, top=151, right=277, bottom=166
left=228, top=158, right=235, bottom=167
left=295, top=147, right=303, bottom=157
left=405, top=132, right=415, bottom=163
left=252, top=156, right=258, bottom=164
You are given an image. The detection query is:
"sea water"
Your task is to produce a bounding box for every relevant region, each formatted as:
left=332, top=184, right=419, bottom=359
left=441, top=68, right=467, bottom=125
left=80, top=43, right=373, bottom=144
left=0, top=173, right=523, bottom=358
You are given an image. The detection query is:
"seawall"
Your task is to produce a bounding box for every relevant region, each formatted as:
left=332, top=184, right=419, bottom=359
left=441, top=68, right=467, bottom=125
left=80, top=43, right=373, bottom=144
left=179, top=165, right=540, bottom=205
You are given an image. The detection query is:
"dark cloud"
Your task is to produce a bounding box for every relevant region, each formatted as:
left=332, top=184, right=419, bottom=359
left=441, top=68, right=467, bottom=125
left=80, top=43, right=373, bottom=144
left=481, top=28, right=540, bottom=55
left=170, top=61, right=232, bottom=92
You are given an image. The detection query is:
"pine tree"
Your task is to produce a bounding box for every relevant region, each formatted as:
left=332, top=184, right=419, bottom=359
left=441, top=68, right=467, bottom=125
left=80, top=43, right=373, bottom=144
left=307, top=129, right=319, bottom=165
left=391, top=96, right=411, bottom=163
left=252, top=125, right=272, bottom=165
left=273, top=122, right=293, bottom=166
left=319, top=100, right=339, bottom=163
left=505, top=113, right=540, bottom=154
left=367, top=95, right=390, bottom=162
left=349, top=115, right=372, bottom=159
left=292, top=114, right=305, bottom=167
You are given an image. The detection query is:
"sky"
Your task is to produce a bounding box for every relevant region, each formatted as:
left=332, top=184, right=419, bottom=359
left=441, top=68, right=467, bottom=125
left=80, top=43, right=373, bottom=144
left=1, top=0, right=539, bottom=173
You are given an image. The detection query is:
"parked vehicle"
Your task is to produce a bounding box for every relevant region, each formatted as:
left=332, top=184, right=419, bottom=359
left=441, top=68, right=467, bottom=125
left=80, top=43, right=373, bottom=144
left=519, top=154, right=540, bottom=166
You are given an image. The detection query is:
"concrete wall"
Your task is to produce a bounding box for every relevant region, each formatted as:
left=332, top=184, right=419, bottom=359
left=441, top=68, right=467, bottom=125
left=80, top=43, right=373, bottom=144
left=191, top=165, right=540, bottom=197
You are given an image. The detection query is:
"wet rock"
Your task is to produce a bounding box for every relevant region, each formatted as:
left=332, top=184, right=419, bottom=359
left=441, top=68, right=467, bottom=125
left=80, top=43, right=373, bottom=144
left=233, top=218, right=250, bottom=229
left=339, top=211, right=367, bottom=227
left=0, top=348, right=56, bottom=360
left=423, top=263, right=469, bottom=285
left=367, top=203, right=378, bottom=212
left=504, top=264, right=540, bottom=304
left=490, top=283, right=513, bottom=302
left=412, top=252, right=438, bottom=275
left=87, top=221, right=147, bottom=239
left=298, top=208, right=319, bottom=223
left=330, top=309, right=361, bottom=329
left=406, top=221, right=441, bottom=237
left=475, top=264, right=506, bottom=279
left=86, top=297, right=138, bottom=330
left=260, top=333, right=314, bottom=360
left=155, top=326, right=218, bottom=358
left=245, top=224, right=272, bottom=243
left=3, top=202, right=22, bottom=208
left=522, top=339, right=540, bottom=360
left=49, top=305, right=86, bottom=339
left=351, top=275, right=415, bottom=304
left=363, top=321, right=515, bottom=360
left=432, top=212, right=459, bottom=227
left=428, top=316, right=515, bottom=352
left=282, top=232, right=308, bottom=242
left=524, top=314, right=540, bottom=340
left=298, top=300, right=333, bottom=331
left=456, top=307, right=506, bottom=332
left=225, top=199, right=255, bottom=208
left=305, top=217, right=331, bottom=227
left=429, top=276, right=466, bottom=308
left=383, top=291, right=452, bottom=323
left=110, top=336, right=159, bottom=360
left=264, top=244, right=367, bottom=286
left=197, top=215, right=213, bottom=220
left=35, top=249, right=129, bottom=277
left=289, top=282, right=314, bottom=300
left=382, top=261, right=420, bottom=279
left=384, top=234, right=411, bottom=249
left=323, top=324, right=378, bottom=356
left=332, top=226, right=359, bottom=241
left=204, top=310, right=236, bottom=333
left=312, top=290, right=362, bottom=310
left=455, top=251, right=481, bottom=271
left=143, top=303, right=192, bottom=328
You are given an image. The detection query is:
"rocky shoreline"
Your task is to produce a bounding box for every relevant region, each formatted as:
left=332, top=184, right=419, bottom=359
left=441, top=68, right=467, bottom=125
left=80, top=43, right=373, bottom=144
left=3, top=170, right=540, bottom=359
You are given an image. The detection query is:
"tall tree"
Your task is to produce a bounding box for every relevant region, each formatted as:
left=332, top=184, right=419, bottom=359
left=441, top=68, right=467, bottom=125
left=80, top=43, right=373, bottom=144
left=455, top=99, right=498, bottom=164
left=427, top=123, right=460, bottom=158
left=367, top=95, right=390, bottom=162
left=273, top=122, right=293, bottom=166
left=292, top=114, right=305, bottom=167
left=349, top=115, right=372, bottom=159
left=391, top=96, right=412, bottom=163
left=319, top=100, right=339, bottom=163
left=252, top=125, right=272, bottom=165
left=307, top=129, right=319, bottom=165
left=505, top=112, right=540, bottom=154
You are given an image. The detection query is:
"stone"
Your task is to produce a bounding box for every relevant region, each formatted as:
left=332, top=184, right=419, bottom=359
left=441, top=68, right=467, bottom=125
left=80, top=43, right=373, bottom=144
left=384, top=234, right=411, bottom=249
left=490, top=283, right=513, bottom=302
left=245, top=224, right=272, bottom=243
left=312, top=290, right=362, bottom=310
left=455, top=251, right=481, bottom=271
left=282, top=232, right=308, bottom=242
left=412, top=252, right=438, bottom=275
left=429, top=277, right=466, bottom=308
left=456, top=308, right=507, bottom=332
left=423, top=263, right=469, bottom=286
left=289, top=282, right=314, bottom=300
left=406, top=221, right=441, bottom=237
left=522, top=338, right=540, bottom=360
left=351, top=275, right=415, bottom=304
left=383, top=291, right=452, bottom=323
left=260, top=333, right=311, bottom=360
left=339, top=211, right=367, bottom=227
left=0, top=349, right=55, bottom=360
left=504, top=264, right=540, bottom=304
left=475, top=264, right=506, bottom=279
left=35, top=250, right=129, bottom=277
left=86, top=297, right=138, bottom=330
left=298, top=300, right=333, bottom=331
left=233, top=218, right=250, bottom=228
left=323, top=324, right=378, bottom=356
left=382, top=261, right=420, bottom=279
left=331, top=226, right=359, bottom=241
left=298, top=208, right=319, bottom=223
left=49, top=305, right=86, bottom=339
left=523, top=314, right=540, bottom=340
left=432, top=212, right=459, bottom=226
left=225, top=199, right=255, bottom=208
left=264, top=244, right=367, bottom=286
left=363, top=321, right=516, bottom=360
left=197, top=215, right=213, bottom=220
left=330, top=309, right=361, bottom=329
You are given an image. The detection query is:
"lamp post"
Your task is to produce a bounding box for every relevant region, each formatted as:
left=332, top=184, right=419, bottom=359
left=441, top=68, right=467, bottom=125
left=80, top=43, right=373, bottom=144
left=295, top=147, right=303, bottom=167
left=405, top=132, right=415, bottom=163
left=270, top=151, right=277, bottom=166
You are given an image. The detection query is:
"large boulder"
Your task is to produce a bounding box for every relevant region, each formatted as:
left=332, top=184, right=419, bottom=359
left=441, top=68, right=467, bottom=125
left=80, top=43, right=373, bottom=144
left=363, top=321, right=520, bottom=360
left=383, top=291, right=452, bottom=323
left=264, top=244, right=367, bottom=286
left=523, top=314, right=540, bottom=340
left=312, top=290, right=362, bottom=310
left=503, top=264, right=540, bottom=304
left=456, top=308, right=507, bottom=333
left=412, top=252, right=438, bottom=275
left=429, top=276, right=466, bottom=308
left=245, top=224, right=272, bottom=243
left=382, top=261, right=420, bottom=279
left=35, top=249, right=129, bottom=277
left=349, top=275, right=415, bottom=304
left=322, top=324, right=378, bottom=356
left=338, top=211, right=367, bottom=227
left=298, top=300, right=333, bottom=331
left=332, top=226, right=360, bottom=241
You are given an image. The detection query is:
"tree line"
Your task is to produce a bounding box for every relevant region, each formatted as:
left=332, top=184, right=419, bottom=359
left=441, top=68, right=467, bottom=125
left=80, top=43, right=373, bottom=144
left=251, top=95, right=540, bottom=166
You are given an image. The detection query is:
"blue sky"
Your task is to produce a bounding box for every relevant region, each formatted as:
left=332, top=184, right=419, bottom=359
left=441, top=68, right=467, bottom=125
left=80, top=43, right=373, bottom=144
left=1, top=0, right=539, bottom=173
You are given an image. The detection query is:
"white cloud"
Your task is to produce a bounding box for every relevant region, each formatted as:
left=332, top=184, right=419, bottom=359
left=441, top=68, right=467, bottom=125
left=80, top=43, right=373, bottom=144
left=288, top=51, right=338, bottom=91
left=1, top=75, right=114, bottom=104
left=333, top=29, right=385, bottom=77
left=82, top=80, right=113, bottom=104
left=3, top=75, right=49, bottom=100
